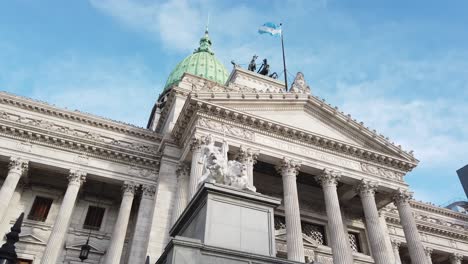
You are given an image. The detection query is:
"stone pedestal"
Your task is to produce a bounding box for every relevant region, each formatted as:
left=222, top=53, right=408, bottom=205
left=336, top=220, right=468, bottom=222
left=163, top=183, right=281, bottom=263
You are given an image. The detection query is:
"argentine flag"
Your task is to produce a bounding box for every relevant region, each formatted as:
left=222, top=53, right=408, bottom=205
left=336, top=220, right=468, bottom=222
left=258, top=22, right=282, bottom=37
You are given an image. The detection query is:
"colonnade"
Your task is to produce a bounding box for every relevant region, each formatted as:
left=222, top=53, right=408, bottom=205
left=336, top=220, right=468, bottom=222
left=180, top=135, right=433, bottom=264
left=0, top=156, right=156, bottom=264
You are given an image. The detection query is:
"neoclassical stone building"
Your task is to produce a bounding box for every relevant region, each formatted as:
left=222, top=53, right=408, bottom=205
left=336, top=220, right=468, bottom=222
left=0, top=30, right=467, bottom=264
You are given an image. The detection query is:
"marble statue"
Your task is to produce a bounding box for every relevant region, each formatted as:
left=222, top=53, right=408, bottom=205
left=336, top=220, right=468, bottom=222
left=198, top=135, right=255, bottom=191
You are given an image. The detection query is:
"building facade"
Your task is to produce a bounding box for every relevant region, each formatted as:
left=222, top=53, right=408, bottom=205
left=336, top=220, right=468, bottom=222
left=0, top=31, right=467, bottom=264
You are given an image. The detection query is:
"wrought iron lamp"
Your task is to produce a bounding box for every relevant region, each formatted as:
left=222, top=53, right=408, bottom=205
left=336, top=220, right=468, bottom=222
left=79, top=238, right=91, bottom=262
left=0, top=213, right=24, bottom=264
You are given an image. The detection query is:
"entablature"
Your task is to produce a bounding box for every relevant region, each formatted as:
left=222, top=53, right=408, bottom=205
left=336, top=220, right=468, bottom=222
left=173, top=97, right=417, bottom=174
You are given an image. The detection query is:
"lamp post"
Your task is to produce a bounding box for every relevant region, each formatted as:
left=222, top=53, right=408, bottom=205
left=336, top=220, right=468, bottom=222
left=0, top=213, right=24, bottom=264
left=79, top=238, right=91, bottom=261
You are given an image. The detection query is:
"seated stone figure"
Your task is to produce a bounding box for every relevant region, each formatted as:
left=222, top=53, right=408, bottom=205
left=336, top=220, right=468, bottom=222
left=197, top=134, right=255, bottom=192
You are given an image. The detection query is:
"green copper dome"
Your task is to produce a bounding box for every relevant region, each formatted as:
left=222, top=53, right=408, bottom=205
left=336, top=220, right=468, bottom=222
left=163, top=30, right=229, bottom=92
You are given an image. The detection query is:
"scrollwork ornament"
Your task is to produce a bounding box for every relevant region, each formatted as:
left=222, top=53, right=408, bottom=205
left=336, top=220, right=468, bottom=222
left=68, top=170, right=87, bottom=185
left=122, top=181, right=137, bottom=195
left=275, top=157, right=301, bottom=177
left=355, top=179, right=379, bottom=196
left=141, top=184, right=157, bottom=197
left=315, top=168, right=341, bottom=186
left=8, top=157, right=29, bottom=176
left=392, top=188, right=413, bottom=205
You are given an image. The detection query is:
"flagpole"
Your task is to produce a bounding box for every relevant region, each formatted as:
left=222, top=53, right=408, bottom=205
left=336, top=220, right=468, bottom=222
left=280, top=23, right=288, bottom=91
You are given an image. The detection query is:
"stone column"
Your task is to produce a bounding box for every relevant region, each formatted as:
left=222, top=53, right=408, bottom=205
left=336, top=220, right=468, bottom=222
left=0, top=157, right=28, bottom=221
left=276, top=158, right=304, bottom=262
left=356, top=180, right=390, bottom=264
left=41, top=170, right=86, bottom=264
left=315, top=169, right=354, bottom=264
left=237, top=145, right=259, bottom=190
left=103, top=182, right=137, bottom=264
left=391, top=240, right=402, bottom=264
left=424, top=247, right=433, bottom=264
left=393, top=189, right=427, bottom=264
left=127, top=184, right=157, bottom=264
left=171, top=163, right=190, bottom=225
left=188, top=137, right=205, bottom=199
left=449, top=253, right=463, bottom=264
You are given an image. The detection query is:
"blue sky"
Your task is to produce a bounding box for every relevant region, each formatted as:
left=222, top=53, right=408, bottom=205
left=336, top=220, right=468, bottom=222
left=1, top=0, right=467, bottom=205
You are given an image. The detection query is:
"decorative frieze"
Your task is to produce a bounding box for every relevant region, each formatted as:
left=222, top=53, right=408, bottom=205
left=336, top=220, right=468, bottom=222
left=128, top=166, right=158, bottom=179
left=16, top=141, right=33, bottom=152
left=196, top=117, right=254, bottom=141
left=361, top=162, right=404, bottom=182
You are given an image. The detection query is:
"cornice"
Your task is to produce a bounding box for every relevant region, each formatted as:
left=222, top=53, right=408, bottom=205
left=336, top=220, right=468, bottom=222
left=172, top=98, right=417, bottom=172
left=410, top=200, right=468, bottom=221
left=0, top=113, right=160, bottom=168
left=0, top=91, right=162, bottom=142
left=382, top=204, right=468, bottom=240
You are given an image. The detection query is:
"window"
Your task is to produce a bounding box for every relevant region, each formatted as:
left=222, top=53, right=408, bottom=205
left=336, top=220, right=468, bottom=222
left=348, top=232, right=362, bottom=253
left=83, top=206, right=105, bottom=230
left=28, top=196, right=53, bottom=222
left=17, top=259, right=33, bottom=264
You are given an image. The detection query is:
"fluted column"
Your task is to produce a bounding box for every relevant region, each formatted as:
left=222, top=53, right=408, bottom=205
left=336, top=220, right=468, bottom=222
left=356, top=180, right=390, bottom=264
left=393, top=189, right=427, bottom=264
left=41, top=170, right=86, bottom=264
left=237, top=145, right=259, bottom=190
left=0, top=157, right=28, bottom=221
left=391, top=240, right=402, bottom=264
left=188, top=137, right=205, bottom=198
left=449, top=253, right=463, bottom=264
left=424, top=247, right=433, bottom=264
left=315, top=169, right=353, bottom=264
left=103, top=182, right=137, bottom=264
left=171, top=163, right=190, bottom=224
left=127, top=184, right=157, bottom=264
left=276, top=157, right=304, bottom=262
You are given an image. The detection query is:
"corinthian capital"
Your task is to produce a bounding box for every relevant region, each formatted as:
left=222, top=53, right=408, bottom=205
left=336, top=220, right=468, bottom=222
left=190, top=135, right=207, bottom=151
left=8, top=157, right=29, bottom=176
left=236, top=145, right=259, bottom=165
left=141, top=184, right=157, bottom=197
left=68, top=170, right=87, bottom=185
left=275, top=157, right=301, bottom=177
left=424, top=247, right=433, bottom=257
left=176, top=162, right=190, bottom=179
left=315, top=168, right=341, bottom=187
left=391, top=239, right=401, bottom=250
left=392, top=188, right=413, bottom=205
left=450, top=253, right=463, bottom=263
left=122, top=181, right=137, bottom=195
left=355, top=179, right=379, bottom=196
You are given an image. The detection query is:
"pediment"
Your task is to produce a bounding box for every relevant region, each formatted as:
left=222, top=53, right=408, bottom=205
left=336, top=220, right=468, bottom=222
left=19, top=232, right=47, bottom=245
left=197, top=96, right=417, bottom=163
left=67, top=238, right=105, bottom=253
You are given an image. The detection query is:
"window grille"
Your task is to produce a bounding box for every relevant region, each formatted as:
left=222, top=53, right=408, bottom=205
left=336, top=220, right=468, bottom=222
left=301, top=222, right=326, bottom=245
left=348, top=232, right=362, bottom=253
left=83, top=206, right=105, bottom=230
left=28, top=196, right=53, bottom=222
